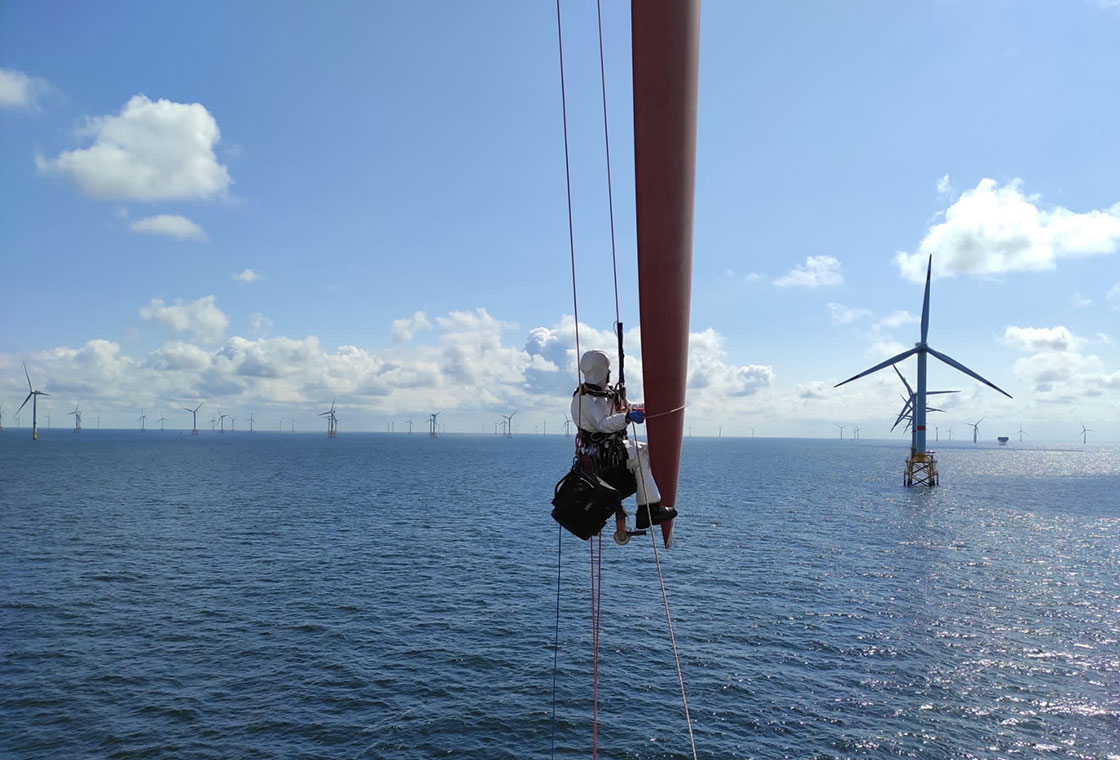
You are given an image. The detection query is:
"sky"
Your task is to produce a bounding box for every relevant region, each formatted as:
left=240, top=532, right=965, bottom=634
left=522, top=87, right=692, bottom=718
left=2, top=0, right=1119, bottom=440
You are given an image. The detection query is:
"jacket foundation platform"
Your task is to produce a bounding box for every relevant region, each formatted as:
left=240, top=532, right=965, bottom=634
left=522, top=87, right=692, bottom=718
left=905, top=450, right=938, bottom=488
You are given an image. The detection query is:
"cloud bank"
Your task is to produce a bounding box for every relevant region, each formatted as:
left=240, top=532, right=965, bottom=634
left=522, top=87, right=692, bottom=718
left=897, top=179, right=1120, bottom=282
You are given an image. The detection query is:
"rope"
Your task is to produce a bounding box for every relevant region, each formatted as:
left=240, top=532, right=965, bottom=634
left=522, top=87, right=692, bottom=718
left=590, top=534, right=603, bottom=759
left=644, top=403, right=687, bottom=421
left=631, top=421, right=700, bottom=760
left=555, top=0, right=581, bottom=425
left=647, top=505, right=699, bottom=759
left=550, top=523, right=562, bottom=760
left=595, top=0, right=621, bottom=327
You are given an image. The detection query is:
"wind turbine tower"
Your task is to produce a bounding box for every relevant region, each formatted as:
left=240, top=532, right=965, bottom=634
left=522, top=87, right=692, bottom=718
left=0, top=402, right=4, bottom=432
left=184, top=403, right=203, bottom=435
left=1080, top=422, right=1093, bottom=444
left=69, top=405, right=82, bottom=433
left=429, top=411, right=441, bottom=438
left=16, top=363, right=50, bottom=440
left=968, top=418, right=983, bottom=444
left=564, top=417, right=572, bottom=437
left=835, top=256, right=1011, bottom=486
left=218, top=409, right=227, bottom=433
left=501, top=411, right=515, bottom=438
left=138, top=409, right=147, bottom=432
left=836, top=423, right=845, bottom=440
left=320, top=398, right=338, bottom=438
left=158, top=411, right=167, bottom=431
left=1018, top=424, right=1025, bottom=443
left=248, top=410, right=255, bottom=432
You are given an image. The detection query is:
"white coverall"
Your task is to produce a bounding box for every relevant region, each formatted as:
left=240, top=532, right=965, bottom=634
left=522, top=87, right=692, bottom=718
left=571, top=390, right=661, bottom=508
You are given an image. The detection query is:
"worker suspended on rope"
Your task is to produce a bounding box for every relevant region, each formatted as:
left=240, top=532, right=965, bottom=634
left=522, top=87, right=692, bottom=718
left=571, top=349, right=676, bottom=529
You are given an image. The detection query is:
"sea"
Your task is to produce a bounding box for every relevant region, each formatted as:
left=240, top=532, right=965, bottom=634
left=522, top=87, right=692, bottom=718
left=2, top=431, right=1118, bottom=759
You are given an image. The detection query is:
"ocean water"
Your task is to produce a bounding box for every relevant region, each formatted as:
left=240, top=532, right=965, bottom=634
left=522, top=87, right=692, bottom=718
left=2, top=431, right=1118, bottom=759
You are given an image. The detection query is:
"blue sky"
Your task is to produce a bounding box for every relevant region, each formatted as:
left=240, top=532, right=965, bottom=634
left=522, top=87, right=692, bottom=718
left=2, top=0, right=1118, bottom=439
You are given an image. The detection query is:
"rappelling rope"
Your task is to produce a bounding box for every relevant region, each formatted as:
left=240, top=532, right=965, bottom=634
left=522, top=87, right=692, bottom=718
left=628, top=420, right=699, bottom=760
left=552, top=0, right=593, bottom=756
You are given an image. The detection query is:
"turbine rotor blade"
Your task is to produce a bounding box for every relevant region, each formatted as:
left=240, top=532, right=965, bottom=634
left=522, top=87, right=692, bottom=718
left=927, top=347, right=1013, bottom=399
left=834, top=347, right=919, bottom=388
left=920, top=255, right=932, bottom=344
left=893, top=364, right=914, bottom=395
left=24, top=362, right=33, bottom=392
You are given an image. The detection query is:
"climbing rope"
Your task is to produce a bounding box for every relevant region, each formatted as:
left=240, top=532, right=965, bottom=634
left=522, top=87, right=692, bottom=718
left=550, top=522, right=562, bottom=760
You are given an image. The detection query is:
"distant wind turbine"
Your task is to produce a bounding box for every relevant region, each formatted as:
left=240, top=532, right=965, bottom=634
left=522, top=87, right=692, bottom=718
left=138, top=408, right=147, bottom=432
left=68, top=404, right=82, bottom=433
left=158, top=411, right=167, bottom=431
left=836, top=423, right=845, bottom=439
left=430, top=411, right=442, bottom=438
left=218, top=409, right=228, bottom=433
left=230, top=416, right=236, bottom=433
left=501, top=411, right=515, bottom=438
left=0, top=402, right=4, bottom=432
left=247, top=410, right=255, bottom=432
left=1017, top=423, right=1025, bottom=443
left=183, top=403, right=203, bottom=436
left=1080, top=421, right=1093, bottom=444
left=835, top=256, right=1011, bottom=486
left=16, top=363, right=50, bottom=440
left=564, top=416, right=572, bottom=437
left=968, top=418, right=984, bottom=444
left=890, top=366, right=959, bottom=436
left=320, top=397, right=338, bottom=438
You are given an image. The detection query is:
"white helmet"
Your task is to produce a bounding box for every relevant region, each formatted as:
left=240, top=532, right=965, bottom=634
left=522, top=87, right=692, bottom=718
left=579, top=349, right=611, bottom=386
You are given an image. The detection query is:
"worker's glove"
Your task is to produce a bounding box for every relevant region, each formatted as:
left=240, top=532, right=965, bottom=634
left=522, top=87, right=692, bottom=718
left=626, top=409, right=645, bottom=424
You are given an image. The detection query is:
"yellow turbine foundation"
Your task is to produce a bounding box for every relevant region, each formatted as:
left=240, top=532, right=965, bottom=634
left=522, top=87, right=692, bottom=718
left=905, top=451, right=938, bottom=488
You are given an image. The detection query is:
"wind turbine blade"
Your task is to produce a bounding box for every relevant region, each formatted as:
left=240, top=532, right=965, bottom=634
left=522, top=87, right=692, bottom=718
left=893, top=364, right=914, bottom=395
left=920, top=255, right=932, bottom=344
left=195, top=403, right=204, bottom=412
left=927, top=347, right=1013, bottom=399
left=24, top=362, right=33, bottom=392
left=40, top=392, right=50, bottom=397
left=927, top=390, right=960, bottom=396
left=834, top=347, right=919, bottom=388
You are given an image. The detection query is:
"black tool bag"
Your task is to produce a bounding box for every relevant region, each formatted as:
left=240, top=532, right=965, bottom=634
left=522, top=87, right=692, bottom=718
left=550, top=468, right=620, bottom=540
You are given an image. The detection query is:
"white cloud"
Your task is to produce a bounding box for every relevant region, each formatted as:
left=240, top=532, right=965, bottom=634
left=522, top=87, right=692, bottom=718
left=1004, top=325, right=1120, bottom=398
left=1107, top=282, right=1120, bottom=309
left=874, top=310, right=918, bottom=330
left=773, top=256, right=843, bottom=288
left=1071, top=293, right=1092, bottom=308
left=249, top=312, right=273, bottom=336
left=36, top=95, right=232, bottom=201
left=139, top=295, right=229, bottom=344
left=391, top=311, right=432, bottom=342
left=687, top=328, right=774, bottom=403
left=232, top=268, right=260, bottom=284
left=746, top=272, right=763, bottom=282
left=1004, top=325, right=1085, bottom=353
left=896, top=178, right=1120, bottom=282
left=936, top=174, right=952, bottom=196
left=0, top=67, right=49, bottom=110
left=144, top=341, right=212, bottom=372
left=827, top=302, right=871, bottom=324
left=131, top=214, right=208, bottom=241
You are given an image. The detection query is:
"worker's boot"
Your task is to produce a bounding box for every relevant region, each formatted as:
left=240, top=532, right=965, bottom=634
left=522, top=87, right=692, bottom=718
left=635, top=503, right=677, bottom=529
